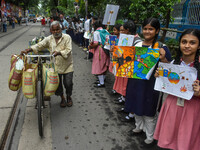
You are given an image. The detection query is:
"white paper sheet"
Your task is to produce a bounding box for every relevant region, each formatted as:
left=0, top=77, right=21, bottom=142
left=154, top=62, right=197, bottom=100
left=102, top=4, right=119, bottom=25
left=118, top=34, right=134, bottom=46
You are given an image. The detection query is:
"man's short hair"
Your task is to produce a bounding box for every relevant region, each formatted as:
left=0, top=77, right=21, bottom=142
left=50, top=21, right=62, bottom=29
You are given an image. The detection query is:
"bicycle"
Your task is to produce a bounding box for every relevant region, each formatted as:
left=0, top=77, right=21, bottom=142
left=24, top=54, right=54, bottom=137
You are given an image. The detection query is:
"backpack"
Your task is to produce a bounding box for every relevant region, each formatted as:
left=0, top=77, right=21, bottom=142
left=96, top=29, right=111, bottom=55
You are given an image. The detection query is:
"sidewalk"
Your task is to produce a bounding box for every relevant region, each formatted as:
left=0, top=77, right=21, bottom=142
left=0, top=22, right=29, bottom=148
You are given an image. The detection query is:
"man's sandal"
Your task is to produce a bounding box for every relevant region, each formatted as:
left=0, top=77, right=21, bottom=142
left=60, top=99, right=67, bottom=108
left=66, top=96, right=73, bottom=107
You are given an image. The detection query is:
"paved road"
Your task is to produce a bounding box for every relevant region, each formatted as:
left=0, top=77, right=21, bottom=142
left=0, top=22, right=164, bottom=150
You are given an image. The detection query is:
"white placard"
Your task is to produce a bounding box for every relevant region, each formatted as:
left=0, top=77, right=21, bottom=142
left=154, top=62, right=197, bottom=100
left=118, top=33, right=134, bottom=46
left=103, top=4, right=119, bottom=25
left=104, top=35, right=110, bottom=50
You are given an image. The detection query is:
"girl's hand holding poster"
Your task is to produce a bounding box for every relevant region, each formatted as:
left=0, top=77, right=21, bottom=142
left=154, top=62, right=197, bottom=100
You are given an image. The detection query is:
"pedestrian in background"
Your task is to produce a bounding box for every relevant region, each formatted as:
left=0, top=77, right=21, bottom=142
left=59, top=14, right=69, bottom=34
left=83, top=14, right=91, bottom=51
left=77, top=18, right=84, bottom=47
left=0, top=16, right=2, bottom=32
left=11, top=16, right=15, bottom=29
left=18, top=17, right=21, bottom=26
left=154, top=28, right=200, bottom=150
left=2, top=14, right=7, bottom=32
left=26, top=17, right=28, bottom=26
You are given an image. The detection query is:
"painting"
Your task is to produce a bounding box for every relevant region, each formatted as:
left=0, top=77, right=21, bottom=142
left=104, top=35, right=111, bottom=50
left=112, top=46, right=160, bottom=80
left=109, top=35, right=117, bottom=46
left=118, top=34, right=134, bottom=46
left=102, top=4, right=119, bottom=25
left=154, top=62, right=197, bottom=100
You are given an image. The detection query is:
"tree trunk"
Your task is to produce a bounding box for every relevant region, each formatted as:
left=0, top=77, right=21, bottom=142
left=160, top=9, right=171, bottom=43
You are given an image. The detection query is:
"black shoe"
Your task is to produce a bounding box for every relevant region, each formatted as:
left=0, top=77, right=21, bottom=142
left=140, top=140, right=156, bottom=148
left=114, top=96, right=122, bottom=101
left=93, top=80, right=100, bottom=84
left=128, top=129, right=143, bottom=136
left=114, top=100, right=125, bottom=105
left=94, top=83, right=105, bottom=88
left=116, top=108, right=129, bottom=114
left=120, top=116, right=135, bottom=122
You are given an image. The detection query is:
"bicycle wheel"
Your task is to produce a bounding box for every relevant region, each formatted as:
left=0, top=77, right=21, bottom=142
left=37, top=80, right=44, bottom=137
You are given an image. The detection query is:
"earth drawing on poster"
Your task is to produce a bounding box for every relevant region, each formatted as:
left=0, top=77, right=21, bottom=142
left=154, top=62, right=197, bottom=100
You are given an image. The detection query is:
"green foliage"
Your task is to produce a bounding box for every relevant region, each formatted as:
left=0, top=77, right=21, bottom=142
left=129, top=0, right=180, bottom=24
left=165, top=38, right=179, bottom=58
left=115, top=19, right=124, bottom=25
left=79, top=0, right=86, bottom=17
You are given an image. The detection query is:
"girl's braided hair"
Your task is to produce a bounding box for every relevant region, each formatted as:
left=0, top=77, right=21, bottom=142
left=174, top=29, right=200, bottom=79
left=142, top=18, right=160, bottom=48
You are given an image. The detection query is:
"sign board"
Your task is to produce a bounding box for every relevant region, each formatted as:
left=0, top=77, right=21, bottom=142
left=103, top=4, right=119, bottom=25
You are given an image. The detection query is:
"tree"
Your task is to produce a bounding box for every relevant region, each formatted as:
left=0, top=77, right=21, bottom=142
left=129, top=0, right=181, bottom=42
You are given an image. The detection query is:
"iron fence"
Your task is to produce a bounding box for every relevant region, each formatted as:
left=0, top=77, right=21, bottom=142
left=172, top=0, right=200, bottom=25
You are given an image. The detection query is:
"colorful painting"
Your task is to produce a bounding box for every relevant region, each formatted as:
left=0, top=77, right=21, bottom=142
left=154, top=62, right=197, bottom=100
left=118, top=34, right=134, bottom=46
left=109, top=35, right=117, bottom=46
left=112, top=46, right=160, bottom=79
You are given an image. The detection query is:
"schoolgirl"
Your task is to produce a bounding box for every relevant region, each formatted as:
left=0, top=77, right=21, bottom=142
left=88, top=19, right=110, bottom=87
left=113, top=21, right=141, bottom=122
left=154, top=29, right=200, bottom=150
left=109, top=24, right=121, bottom=73
left=125, top=18, right=172, bottom=147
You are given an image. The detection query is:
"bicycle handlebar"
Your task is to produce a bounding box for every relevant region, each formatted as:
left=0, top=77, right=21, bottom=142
left=23, top=54, right=54, bottom=58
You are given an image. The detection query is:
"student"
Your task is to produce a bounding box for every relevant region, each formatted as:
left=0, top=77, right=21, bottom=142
left=113, top=21, right=141, bottom=123
left=109, top=24, right=121, bottom=73
left=83, top=14, right=91, bottom=51
left=154, top=29, right=200, bottom=150
left=108, top=24, right=121, bottom=94
left=126, top=18, right=172, bottom=147
left=88, top=19, right=110, bottom=87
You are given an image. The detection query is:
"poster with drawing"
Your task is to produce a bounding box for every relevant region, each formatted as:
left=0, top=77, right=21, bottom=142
left=109, top=35, right=117, bottom=46
left=154, top=62, right=197, bottom=100
left=103, top=4, right=119, bottom=25
left=83, top=31, right=91, bottom=39
left=104, top=35, right=111, bottom=50
left=104, top=35, right=117, bottom=50
left=112, top=46, right=160, bottom=79
left=118, top=34, right=134, bottom=46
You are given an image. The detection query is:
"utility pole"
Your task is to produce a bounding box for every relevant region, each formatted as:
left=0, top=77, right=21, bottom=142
left=85, top=0, right=88, bottom=17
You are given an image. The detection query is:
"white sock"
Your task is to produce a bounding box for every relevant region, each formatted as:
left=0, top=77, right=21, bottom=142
left=103, top=75, right=106, bottom=80
left=121, top=96, right=125, bottom=101
left=98, top=75, right=104, bottom=85
left=128, top=113, right=134, bottom=118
